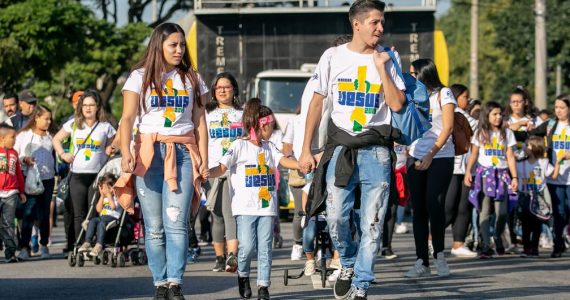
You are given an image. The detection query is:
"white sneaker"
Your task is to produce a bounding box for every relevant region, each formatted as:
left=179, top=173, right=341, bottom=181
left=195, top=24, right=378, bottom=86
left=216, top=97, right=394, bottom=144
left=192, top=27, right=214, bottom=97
left=435, top=252, right=450, bottom=277
left=540, top=235, right=553, bottom=249
left=304, top=259, right=316, bottom=276
left=40, top=246, right=50, bottom=259
left=395, top=223, right=408, bottom=234
left=451, top=246, right=478, bottom=258
left=291, top=244, right=303, bottom=261
left=405, top=259, right=431, bottom=278
left=328, top=269, right=341, bottom=282
left=17, top=250, right=30, bottom=261
left=428, top=240, right=434, bottom=257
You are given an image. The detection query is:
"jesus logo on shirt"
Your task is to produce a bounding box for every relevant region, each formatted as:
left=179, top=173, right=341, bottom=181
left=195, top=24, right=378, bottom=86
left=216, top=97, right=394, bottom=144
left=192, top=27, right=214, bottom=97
left=337, top=66, right=381, bottom=132
left=149, top=78, right=190, bottom=128
left=244, top=153, right=276, bottom=208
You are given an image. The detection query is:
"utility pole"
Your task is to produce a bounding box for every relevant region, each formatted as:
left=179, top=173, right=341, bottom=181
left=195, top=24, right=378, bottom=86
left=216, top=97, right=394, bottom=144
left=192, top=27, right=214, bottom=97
left=470, top=0, right=479, bottom=100
left=535, top=0, right=547, bottom=109
left=152, top=0, right=158, bottom=23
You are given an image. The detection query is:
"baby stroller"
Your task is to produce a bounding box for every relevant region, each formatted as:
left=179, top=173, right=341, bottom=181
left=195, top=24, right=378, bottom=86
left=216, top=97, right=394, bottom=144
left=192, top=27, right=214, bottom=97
left=284, top=213, right=337, bottom=288
left=122, top=200, right=147, bottom=266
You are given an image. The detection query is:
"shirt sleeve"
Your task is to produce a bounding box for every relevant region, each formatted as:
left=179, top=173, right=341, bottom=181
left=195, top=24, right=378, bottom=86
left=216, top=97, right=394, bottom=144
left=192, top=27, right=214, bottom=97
left=506, top=129, right=517, bottom=148
left=282, top=119, right=295, bottom=145
left=471, top=130, right=481, bottom=147
left=105, top=123, right=117, bottom=139
left=269, top=141, right=285, bottom=167
left=219, top=140, right=239, bottom=169
left=62, top=119, right=74, bottom=134
left=122, top=69, right=144, bottom=94
left=196, top=73, right=209, bottom=96
left=541, top=158, right=555, bottom=177
left=14, top=131, right=26, bottom=160
left=312, top=47, right=335, bottom=97
left=439, top=87, right=457, bottom=107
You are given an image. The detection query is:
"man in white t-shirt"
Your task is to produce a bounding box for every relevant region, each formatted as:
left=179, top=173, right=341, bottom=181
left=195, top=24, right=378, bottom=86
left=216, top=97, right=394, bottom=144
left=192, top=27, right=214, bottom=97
left=298, top=1, right=405, bottom=299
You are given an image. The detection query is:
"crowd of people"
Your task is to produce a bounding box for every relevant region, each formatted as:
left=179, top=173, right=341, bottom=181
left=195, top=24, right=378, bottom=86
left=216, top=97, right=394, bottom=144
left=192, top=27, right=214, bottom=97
left=0, top=1, right=568, bottom=300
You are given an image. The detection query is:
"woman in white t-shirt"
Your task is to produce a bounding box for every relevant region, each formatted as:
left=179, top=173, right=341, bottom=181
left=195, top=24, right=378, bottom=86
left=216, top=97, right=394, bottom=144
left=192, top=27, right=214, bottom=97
left=405, top=59, right=456, bottom=278
left=53, top=90, right=116, bottom=255
left=204, top=72, right=242, bottom=272
left=465, top=101, right=518, bottom=258
left=118, top=23, right=209, bottom=299
left=14, top=105, right=56, bottom=260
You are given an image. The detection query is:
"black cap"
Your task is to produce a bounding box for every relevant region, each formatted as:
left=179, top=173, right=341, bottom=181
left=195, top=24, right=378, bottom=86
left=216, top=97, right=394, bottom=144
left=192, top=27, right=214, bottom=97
left=18, top=90, right=38, bottom=103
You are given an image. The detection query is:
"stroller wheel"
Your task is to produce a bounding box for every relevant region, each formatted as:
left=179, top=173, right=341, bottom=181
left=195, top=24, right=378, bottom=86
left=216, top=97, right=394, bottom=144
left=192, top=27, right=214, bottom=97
left=284, top=269, right=289, bottom=286
left=130, top=251, right=139, bottom=265
left=67, top=253, right=76, bottom=267
left=137, top=250, right=148, bottom=265
left=111, top=254, right=117, bottom=268
left=118, top=253, right=126, bottom=268
left=94, top=255, right=101, bottom=265
left=77, top=253, right=85, bottom=267
left=102, top=252, right=109, bottom=265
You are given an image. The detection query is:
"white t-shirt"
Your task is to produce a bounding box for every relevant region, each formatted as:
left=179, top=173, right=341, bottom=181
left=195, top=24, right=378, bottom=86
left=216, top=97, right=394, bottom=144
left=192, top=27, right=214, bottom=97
left=219, top=139, right=284, bottom=217
left=517, top=158, right=553, bottom=193
left=508, top=115, right=544, bottom=160
left=269, top=129, right=284, bottom=151
left=14, top=130, right=55, bottom=180
left=298, top=78, right=329, bottom=153
left=547, top=123, right=570, bottom=185
left=282, top=118, right=302, bottom=159
left=100, top=196, right=123, bottom=219
left=409, top=88, right=457, bottom=159
left=206, top=108, right=243, bottom=169
left=472, top=129, right=516, bottom=169
left=122, top=68, right=209, bottom=136
left=63, top=120, right=116, bottom=174
left=312, top=44, right=405, bottom=135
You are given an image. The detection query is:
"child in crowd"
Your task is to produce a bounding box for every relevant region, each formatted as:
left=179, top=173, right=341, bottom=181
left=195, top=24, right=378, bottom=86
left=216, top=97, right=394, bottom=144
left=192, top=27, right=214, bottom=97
left=209, top=98, right=299, bottom=300
left=78, top=173, right=122, bottom=257
left=0, top=124, right=26, bottom=263
left=465, top=101, right=518, bottom=259
left=517, top=136, right=561, bottom=257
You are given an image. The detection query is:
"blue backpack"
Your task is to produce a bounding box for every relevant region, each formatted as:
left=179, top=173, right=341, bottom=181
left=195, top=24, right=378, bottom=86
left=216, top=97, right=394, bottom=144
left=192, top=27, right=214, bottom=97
left=386, top=49, right=431, bottom=145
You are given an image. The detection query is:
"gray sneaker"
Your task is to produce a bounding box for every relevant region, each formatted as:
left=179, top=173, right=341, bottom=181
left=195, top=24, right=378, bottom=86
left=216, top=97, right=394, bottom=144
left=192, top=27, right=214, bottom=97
left=40, top=246, right=50, bottom=259
left=405, top=259, right=431, bottom=278
left=434, top=252, right=450, bottom=277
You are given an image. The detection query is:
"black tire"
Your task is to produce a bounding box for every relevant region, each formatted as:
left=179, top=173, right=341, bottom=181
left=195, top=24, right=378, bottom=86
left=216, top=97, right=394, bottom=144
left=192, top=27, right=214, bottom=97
left=321, top=269, right=326, bottom=288
left=130, top=251, right=139, bottom=265
left=118, top=253, right=126, bottom=268
left=77, top=254, right=85, bottom=267
left=284, top=269, right=289, bottom=286
left=67, top=253, right=76, bottom=267
left=111, top=255, right=117, bottom=268
left=137, top=251, right=147, bottom=265
left=102, top=252, right=109, bottom=265
left=94, top=255, right=101, bottom=265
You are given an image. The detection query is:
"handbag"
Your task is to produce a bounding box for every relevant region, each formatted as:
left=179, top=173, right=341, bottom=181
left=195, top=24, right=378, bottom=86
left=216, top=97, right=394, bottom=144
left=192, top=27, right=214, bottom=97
left=56, top=121, right=100, bottom=204
left=385, top=49, right=432, bottom=145
left=287, top=170, right=306, bottom=188
left=25, top=164, right=44, bottom=195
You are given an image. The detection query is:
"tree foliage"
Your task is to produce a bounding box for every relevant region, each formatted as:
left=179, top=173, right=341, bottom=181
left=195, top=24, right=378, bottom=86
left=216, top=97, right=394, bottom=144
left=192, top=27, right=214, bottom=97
left=438, top=0, right=570, bottom=107
left=0, top=0, right=151, bottom=124
left=95, top=0, right=193, bottom=28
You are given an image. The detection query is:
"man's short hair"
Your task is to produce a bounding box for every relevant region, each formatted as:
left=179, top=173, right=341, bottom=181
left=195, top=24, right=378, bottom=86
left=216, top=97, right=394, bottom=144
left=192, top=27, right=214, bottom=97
left=349, top=0, right=386, bottom=23
left=3, top=93, right=18, bottom=102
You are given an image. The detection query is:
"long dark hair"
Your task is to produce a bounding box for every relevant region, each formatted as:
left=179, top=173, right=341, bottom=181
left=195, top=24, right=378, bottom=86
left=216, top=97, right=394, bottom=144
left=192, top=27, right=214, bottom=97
left=554, top=93, right=570, bottom=121
left=242, top=98, right=273, bottom=140
left=206, top=72, right=241, bottom=113
left=75, top=89, right=106, bottom=130
left=505, top=86, right=537, bottom=118
left=477, top=101, right=506, bottom=145
left=132, top=22, right=202, bottom=112
left=20, top=105, right=56, bottom=134
left=411, top=58, right=444, bottom=93
left=450, top=84, right=468, bottom=100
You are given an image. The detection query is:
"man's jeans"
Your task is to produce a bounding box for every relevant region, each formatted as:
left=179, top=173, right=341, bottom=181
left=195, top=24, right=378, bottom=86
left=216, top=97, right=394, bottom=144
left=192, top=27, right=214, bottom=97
left=325, top=145, right=391, bottom=290
left=236, top=215, right=274, bottom=287
left=136, top=143, right=193, bottom=286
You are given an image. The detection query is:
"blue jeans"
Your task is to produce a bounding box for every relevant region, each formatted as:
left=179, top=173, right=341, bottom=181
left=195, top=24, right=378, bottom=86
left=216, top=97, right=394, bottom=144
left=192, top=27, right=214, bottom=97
left=136, top=143, right=194, bottom=286
left=325, top=145, right=391, bottom=290
left=236, top=215, right=274, bottom=287
left=85, top=215, right=117, bottom=245
left=547, top=184, right=570, bottom=251
left=302, top=215, right=333, bottom=253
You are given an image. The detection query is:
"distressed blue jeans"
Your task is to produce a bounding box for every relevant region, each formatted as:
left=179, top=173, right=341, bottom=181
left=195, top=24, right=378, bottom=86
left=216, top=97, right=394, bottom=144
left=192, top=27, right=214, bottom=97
left=136, top=143, right=193, bottom=286
left=325, top=145, right=391, bottom=290
left=236, top=215, right=274, bottom=287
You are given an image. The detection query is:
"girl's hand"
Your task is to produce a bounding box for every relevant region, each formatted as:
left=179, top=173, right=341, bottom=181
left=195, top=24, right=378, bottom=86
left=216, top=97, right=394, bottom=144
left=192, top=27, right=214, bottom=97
left=23, top=156, right=35, bottom=166
left=415, top=154, right=433, bottom=171
left=19, top=193, right=27, bottom=204
left=511, top=178, right=518, bottom=192
left=563, top=151, right=570, bottom=161
left=61, top=153, right=74, bottom=164
left=525, top=120, right=536, bottom=131
left=464, top=173, right=473, bottom=187
left=121, top=153, right=135, bottom=173
left=105, top=145, right=114, bottom=156
left=200, top=164, right=209, bottom=180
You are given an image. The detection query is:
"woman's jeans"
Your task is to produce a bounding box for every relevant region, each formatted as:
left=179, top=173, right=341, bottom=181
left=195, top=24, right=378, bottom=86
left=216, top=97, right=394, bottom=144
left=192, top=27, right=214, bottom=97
left=547, top=184, right=570, bottom=251
left=136, top=143, right=193, bottom=286
left=325, top=145, right=391, bottom=291
left=236, top=215, right=274, bottom=287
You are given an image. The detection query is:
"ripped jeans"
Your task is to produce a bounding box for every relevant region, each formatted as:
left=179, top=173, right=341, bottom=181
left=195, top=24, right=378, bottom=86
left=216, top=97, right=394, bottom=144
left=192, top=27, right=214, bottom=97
left=136, top=143, right=193, bottom=286
left=325, top=145, right=391, bottom=290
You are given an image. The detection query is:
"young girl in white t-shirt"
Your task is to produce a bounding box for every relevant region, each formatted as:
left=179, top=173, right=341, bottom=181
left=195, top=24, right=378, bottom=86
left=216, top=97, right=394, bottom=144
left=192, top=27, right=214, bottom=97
left=209, top=98, right=299, bottom=300
left=465, top=101, right=518, bottom=258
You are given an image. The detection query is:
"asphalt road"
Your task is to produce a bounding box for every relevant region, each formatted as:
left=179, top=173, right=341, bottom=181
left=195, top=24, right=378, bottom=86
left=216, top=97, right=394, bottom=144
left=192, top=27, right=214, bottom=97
left=1, top=216, right=569, bottom=300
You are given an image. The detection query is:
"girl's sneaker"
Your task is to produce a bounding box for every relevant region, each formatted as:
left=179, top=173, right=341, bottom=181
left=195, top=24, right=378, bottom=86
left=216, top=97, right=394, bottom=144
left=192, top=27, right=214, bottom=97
left=257, top=286, right=270, bottom=300
left=78, top=242, right=92, bottom=253
left=167, top=285, right=185, bottom=300
left=304, top=259, right=316, bottom=276
left=89, top=244, right=103, bottom=257
left=273, top=235, right=283, bottom=249
left=225, top=252, right=238, bottom=273
left=451, top=246, right=478, bottom=258
left=212, top=256, right=226, bottom=272
left=238, top=276, right=252, bottom=299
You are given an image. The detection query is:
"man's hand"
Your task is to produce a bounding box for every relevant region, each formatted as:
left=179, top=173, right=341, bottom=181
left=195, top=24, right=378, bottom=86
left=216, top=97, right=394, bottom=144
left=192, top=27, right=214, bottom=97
left=298, top=150, right=316, bottom=174
left=372, top=49, right=391, bottom=68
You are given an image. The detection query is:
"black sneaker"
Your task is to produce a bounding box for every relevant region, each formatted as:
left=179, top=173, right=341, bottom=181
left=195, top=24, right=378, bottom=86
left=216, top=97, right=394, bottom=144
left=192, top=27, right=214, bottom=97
left=226, top=252, right=238, bottom=273
left=479, top=249, right=494, bottom=259
left=381, top=248, right=397, bottom=259
left=334, top=267, right=354, bottom=299
left=212, top=255, right=226, bottom=272
left=257, top=286, right=269, bottom=300
left=5, top=255, right=17, bottom=263
left=153, top=285, right=168, bottom=300
left=551, top=250, right=563, bottom=258
left=238, top=276, right=252, bottom=299
left=167, top=285, right=185, bottom=300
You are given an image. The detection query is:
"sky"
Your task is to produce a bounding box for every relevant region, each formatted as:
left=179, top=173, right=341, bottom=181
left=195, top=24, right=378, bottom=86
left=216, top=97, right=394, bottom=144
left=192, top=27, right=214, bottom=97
left=83, top=0, right=451, bottom=26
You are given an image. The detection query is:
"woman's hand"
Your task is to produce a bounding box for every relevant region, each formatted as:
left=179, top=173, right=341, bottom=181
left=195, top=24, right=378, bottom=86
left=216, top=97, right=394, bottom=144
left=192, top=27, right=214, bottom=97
left=23, top=156, right=35, bottom=166
left=61, top=153, right=74, bottom=164
left=511, top=178, right=518, bottom=192
left=121, top=152, right=135, bottom=173
left=464, top=172, right=473, bottom=187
